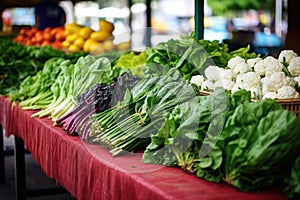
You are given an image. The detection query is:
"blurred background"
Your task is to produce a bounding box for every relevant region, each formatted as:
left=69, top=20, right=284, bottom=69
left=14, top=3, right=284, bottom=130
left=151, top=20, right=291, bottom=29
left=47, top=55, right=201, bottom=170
left=0, top=0, right=291, bottom=56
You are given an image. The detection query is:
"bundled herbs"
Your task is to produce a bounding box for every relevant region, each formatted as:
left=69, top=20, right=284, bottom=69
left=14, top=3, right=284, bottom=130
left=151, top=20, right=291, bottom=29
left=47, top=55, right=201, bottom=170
left=56, top=73, right=141, bottom=138
left=89, top=74, right=199, bottom=156
left=142, top=89, right=300, bottom=193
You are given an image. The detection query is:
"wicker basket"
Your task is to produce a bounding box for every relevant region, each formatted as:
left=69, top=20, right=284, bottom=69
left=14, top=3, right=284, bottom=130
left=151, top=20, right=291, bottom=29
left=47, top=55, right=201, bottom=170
left=200, top=90, right=300, bottom=122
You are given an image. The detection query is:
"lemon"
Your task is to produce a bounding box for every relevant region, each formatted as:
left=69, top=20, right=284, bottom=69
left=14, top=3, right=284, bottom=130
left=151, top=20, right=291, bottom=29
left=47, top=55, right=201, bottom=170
left=78, top=27, right=94, bottom=39
left=62, top=40, right=71, bottom=48
left=89, top=40, right=101, bottom=52
left=69, top=44, right=81, bottom=52
left=83, top=38, right=95, bottom=52
left=66, top=33, right=78, bottom=43
left=65, top=23, right=83, bottom=33
left=99, top=20, right=115, bottom=33
left=90, top=31, right=112, bottom=42
left=73, top=37, right=85, bottom=49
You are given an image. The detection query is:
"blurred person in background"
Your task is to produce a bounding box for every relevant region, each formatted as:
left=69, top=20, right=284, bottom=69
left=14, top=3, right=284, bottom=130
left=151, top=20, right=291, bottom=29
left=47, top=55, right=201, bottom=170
left=35, top=0, right=66, bottom=30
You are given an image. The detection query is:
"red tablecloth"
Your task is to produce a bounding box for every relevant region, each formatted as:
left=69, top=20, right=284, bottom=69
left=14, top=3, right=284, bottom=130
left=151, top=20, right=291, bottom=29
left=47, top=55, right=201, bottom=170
left=0, top=96, right=12, bottom=130
left=0, top=97, right=288, bottom=200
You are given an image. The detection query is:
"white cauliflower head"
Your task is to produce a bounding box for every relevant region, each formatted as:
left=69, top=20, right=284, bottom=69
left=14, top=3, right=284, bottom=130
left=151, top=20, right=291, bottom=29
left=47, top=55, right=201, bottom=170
left=288, top=57, right=300, bottom=76
left=262, top=72, right=294, bottom=93
left=254, top=56, right=283, bottom=76
left=247, top=57, right=263, bottom=68
left=227, top=56, right=245, bottom=70
left=219, top=69, right=234, bottom=80
left=190, top=75, right=205, bottom=87
left=204, top=65, right=222, bottom=82
left=233, top=62, right=251, bottom=75
left=200, top=80, right=215, bottom=91
left=278, top=50, right=298, bottom=65
left=214, top=79, right=235, bottom=91
left=236, top=72, right=261, bottom=89
left=277, top=86, right=300, bottom=99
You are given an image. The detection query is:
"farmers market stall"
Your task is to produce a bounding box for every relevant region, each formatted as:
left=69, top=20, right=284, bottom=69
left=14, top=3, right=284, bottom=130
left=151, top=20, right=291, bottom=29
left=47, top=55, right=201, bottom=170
left=0, top=96, right=288, bottom=200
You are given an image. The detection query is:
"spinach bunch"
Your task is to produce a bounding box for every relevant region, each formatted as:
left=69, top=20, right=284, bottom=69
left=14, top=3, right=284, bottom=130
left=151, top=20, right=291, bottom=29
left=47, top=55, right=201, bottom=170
left=219, top=99, right=300, bottom=191
left=143, top=89, right=300, bottom=192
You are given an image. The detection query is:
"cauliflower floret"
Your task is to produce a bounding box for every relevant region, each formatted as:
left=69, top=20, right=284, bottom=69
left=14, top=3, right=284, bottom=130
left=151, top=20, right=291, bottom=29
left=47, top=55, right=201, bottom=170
left=236, top=72, right=261, bottom=89
left=200, top=80, right=215, bottom=91
left=204, top=65, right=222, bottom=82
left=261, top=72, right=295, bottom=94
left=219, top=69, right=234, bottom=80
left=190, top=75, right=205, bottom=87
left=264, top=56, right=283, bottom=74
left=277, top=86, right=300, bottom=99
left=227, top=56, right=245, bottom=70
left=278, top=50, right=298, bottom=65
left=214, top=79, right=235, bottom=91
left=233, top=62, right=251, bottom=75
left=254, top=56, right=283, bottom=76
left=247, top=57, right=263, bottom=68
left=253, top=59, right=266, bottom=76
left=288, top=57, right=300, bottom=76
left=262, top=92, right=277, bottom=100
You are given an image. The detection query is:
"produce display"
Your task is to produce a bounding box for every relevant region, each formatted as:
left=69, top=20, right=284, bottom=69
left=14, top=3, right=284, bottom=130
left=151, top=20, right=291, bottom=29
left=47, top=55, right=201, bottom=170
left=13, top=26, right=65, bottom=49
left=193, top=49, right=300, bottom=99
left=1, top=29, right=300, bottom=199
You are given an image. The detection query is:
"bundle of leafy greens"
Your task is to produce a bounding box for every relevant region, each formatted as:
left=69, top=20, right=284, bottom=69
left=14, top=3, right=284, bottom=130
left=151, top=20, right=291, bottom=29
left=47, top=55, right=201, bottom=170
left=55, top=73, right=141, bottom=138
left=143, top=88, right=300, bottom=192
left=145, top=32, right=258, bottom=81
left=89, top=72, right=199, bottom=156
left=142, top=88, right=244, bottom=175
left=219, top=99, right=300, bottom=191
left=32, top=55, right=121, bottom=122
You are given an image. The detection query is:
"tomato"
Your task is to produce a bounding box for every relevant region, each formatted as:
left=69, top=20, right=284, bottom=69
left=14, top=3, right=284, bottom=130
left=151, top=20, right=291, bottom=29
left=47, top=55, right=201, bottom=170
left=55, top=31, right=65, bottom=42
left=51, top=42, right=62, bottom=49
left=35, top=34, right=43, bottom=43
left=31, top=37, right=37, bottom=44
left=41, top=40, right=51, bottom=46
left=20, top=28, right=29, bottom=36
left=44, top=27, right=52, bottom=33
left=43, top=32, right=53, bottom=42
